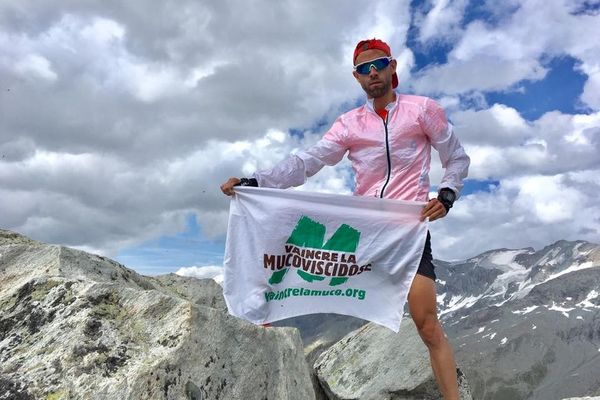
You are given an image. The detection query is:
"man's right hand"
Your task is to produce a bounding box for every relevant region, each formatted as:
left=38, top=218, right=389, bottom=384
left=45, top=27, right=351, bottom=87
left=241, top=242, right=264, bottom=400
left=220, top=177, right=241, bottom=196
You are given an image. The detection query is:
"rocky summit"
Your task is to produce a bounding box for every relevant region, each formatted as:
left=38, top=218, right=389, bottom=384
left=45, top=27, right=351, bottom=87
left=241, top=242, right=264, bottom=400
left=314, top=321, right=472, bottom=400
left=0, top=230, right=313, bottom=399
left=0, top=229, right=472, bottom=400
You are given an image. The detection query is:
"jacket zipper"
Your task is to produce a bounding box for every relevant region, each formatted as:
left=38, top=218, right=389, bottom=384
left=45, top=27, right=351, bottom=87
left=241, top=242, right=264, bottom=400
left=380, top=113, right=392, bottom=198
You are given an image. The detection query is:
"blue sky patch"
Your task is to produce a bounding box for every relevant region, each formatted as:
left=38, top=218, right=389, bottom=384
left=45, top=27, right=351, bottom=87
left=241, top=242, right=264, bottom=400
left=432, top=179, right=499, bottom=196
left=461, top=179, right=500, bottom=196
left=569, top=1, right=600, bottom=16
left=462, top=2, right=521, bottom=28
left=485, top=56, right=588, bottom=120
left=116, top=214, right=225, bottom=275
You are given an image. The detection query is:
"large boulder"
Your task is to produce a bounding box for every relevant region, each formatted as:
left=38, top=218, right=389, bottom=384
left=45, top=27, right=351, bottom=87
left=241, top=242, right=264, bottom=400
left=0, top=229, right=315, bottom=400
left=561, top=397, right=600, bottom=400
left=314, top=320, right=472, bottom=400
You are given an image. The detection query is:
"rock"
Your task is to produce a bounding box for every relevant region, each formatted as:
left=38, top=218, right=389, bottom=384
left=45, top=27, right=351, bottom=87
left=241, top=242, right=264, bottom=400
left=305, top=338, right=342, bottom=400
left=314, top=319, right=472, bottom=400
left=561, top=397, right=600, bottom=400
left=149, top=273, right=227, bottom=311
left=0, top=230, right=315, bottom=399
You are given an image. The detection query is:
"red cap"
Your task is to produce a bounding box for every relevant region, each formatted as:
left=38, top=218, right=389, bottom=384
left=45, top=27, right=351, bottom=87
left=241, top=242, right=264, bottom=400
left=353, top=38, right=398, bottom=88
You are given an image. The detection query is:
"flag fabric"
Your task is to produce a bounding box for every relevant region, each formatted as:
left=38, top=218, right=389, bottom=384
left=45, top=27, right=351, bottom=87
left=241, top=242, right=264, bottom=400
left=223, top=187, right=429, bottom=332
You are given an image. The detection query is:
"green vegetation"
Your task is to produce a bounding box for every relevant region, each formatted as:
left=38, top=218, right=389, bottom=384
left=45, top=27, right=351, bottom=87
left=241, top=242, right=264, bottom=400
left=46, top=390, right=66, bottom=400
left=90, top=292, right=126, bottom=321
left=31, top=280, right=61, bottom=302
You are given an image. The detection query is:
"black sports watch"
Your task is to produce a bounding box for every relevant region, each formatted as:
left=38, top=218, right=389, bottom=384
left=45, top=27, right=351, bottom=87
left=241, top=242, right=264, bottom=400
left=437, top=188, right=456, bottom=213
left=236, top=177, right=258, bottom=187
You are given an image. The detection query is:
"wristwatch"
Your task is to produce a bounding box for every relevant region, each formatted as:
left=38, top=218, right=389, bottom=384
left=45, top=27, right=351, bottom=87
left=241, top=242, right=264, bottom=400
left=437, top=188, right=456, bottom=213
left=236, top=178, right=258, bottom=187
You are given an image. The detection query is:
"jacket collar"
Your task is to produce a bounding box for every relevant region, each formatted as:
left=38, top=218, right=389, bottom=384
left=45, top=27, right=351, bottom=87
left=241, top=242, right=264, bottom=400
left=365, top=92, right=399, bottom=114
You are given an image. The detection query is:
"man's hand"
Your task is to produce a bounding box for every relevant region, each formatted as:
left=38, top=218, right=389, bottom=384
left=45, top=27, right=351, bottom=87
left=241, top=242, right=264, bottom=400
left=421, top=198, right=447, bottom=222
left=220, top=177, right=241, bottom=196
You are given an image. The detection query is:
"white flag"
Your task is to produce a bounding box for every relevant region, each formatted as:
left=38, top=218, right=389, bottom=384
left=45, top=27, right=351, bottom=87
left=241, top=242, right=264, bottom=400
left=223, top=187, right=429, bottom=332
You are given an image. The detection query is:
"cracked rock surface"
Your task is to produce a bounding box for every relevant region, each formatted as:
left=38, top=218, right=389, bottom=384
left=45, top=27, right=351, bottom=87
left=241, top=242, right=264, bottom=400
left=0, top=229, right=314, bottom=400
left=314, top=320, right=473, bottom=400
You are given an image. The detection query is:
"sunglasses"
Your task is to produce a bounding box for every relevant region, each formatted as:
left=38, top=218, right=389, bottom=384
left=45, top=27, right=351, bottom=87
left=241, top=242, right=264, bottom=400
left=354, top=57, right=392, bottom=75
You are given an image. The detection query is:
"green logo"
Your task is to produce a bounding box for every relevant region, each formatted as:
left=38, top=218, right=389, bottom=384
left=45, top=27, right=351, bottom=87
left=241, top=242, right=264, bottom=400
left=264, top=216, right=371, bottom=286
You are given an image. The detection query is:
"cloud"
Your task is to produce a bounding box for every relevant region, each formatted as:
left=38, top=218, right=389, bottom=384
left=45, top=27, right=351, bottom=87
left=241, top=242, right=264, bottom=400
left=426, top=104, right=600, bottom=188
left=411, top=0, right=600, bottom=110
left=446, top=107, right=600, bottom=180
left=1, top=0, right=413, bottom=255
left=415, top=0, right=469, bottom=43
left=0, top=0, right=598, bottom=269
left=0, top=125, right=352, bottom=254
left=451, top=104, right=530, bottom=146
left=579, top=66, right=600, bottom=110
left=14, top=54, right=58, bottom=81
left=176, top=265, right=223, bottom=285
left=413, top=57, right=548, bottom=95
left=430, top=169, right=600, bottom=260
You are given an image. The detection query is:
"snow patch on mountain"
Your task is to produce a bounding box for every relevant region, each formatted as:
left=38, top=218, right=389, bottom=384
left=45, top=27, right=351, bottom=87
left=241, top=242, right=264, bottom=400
left=548, top=302, right=575, bottom=317
left=537, top=247, right=564, bottom=266
left=437, top=292, right=447, bottom=304
left=488, top=250, right=528, bottom=269
left=573, top=242, right=595, bottom=258
left=512, top=305, right=539, bottom=315
left=440, top=295, right=481, bottom=316
left=497, top=260, right=598, bottom=306
left=577, top=290, right=600, bottom=309
left=547, top=261, right=596, bottom=281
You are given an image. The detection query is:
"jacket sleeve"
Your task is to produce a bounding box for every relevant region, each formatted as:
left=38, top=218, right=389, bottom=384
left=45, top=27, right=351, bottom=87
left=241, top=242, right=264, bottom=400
left=252, top=117, right=349, bottom=189
left=420, top=99, right=470, bottom=197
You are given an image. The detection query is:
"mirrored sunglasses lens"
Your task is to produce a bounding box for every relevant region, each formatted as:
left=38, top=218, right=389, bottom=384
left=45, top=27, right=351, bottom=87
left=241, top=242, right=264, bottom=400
left=356, top=58, right=390, bottom=74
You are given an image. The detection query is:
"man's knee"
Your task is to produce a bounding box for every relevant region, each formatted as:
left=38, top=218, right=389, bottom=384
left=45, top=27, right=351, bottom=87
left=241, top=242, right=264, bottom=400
left=414, top=314, right=444, bottom=347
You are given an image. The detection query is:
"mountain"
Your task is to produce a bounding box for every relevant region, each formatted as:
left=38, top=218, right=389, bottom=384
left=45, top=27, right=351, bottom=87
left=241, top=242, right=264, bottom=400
left=0, top=229, right=314, bottom=399
left=276, top=239, right=600, bottom=400
left=3, top=227, right=595, bottom=399
left=436, top=240, right=600, bottom=400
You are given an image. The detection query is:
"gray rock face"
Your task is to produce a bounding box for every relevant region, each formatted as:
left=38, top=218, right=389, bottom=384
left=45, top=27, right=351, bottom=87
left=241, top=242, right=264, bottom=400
left=314, top=320, right=472, bottom=400
left=149, top=273, right=228, bottom=311
left=561, top=397, right=600, bottom=400
left=562, top=397, right=600, bottom=400
left=0, top=230, right=315, bottom=400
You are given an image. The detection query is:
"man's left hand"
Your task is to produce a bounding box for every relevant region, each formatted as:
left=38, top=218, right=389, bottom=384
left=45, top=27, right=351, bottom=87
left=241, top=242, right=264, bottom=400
left=421, top=198, right=447, bottom=222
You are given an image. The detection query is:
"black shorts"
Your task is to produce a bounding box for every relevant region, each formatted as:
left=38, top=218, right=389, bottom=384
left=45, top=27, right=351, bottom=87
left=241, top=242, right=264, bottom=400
left=416, top=231, right=436, bottom=281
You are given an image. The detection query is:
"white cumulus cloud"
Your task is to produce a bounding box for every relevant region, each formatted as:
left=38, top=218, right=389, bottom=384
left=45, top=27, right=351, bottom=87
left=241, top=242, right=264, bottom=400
left=176, top=266, right=223, bottom=285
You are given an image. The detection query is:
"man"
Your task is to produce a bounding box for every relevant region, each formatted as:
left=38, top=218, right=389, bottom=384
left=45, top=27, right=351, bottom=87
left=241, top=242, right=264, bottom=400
left=221, top=38, right=469, bottom=400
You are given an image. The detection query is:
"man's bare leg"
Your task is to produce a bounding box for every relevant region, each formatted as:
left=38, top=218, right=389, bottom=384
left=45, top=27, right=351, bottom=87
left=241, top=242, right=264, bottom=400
left=408, top=274, right=459, bottom=400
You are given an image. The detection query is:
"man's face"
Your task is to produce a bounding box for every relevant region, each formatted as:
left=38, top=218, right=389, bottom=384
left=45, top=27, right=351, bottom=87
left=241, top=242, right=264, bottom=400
left=353, top=49, right=397, bottom=99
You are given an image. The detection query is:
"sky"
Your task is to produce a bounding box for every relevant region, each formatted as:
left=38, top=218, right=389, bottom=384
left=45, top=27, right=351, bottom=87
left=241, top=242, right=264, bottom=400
left=1, top=0, right=599, bottom=278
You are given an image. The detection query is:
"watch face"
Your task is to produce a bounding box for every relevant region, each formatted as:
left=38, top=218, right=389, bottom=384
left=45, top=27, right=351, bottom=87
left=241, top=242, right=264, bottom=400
left=441, top=190, right=456, bottom=203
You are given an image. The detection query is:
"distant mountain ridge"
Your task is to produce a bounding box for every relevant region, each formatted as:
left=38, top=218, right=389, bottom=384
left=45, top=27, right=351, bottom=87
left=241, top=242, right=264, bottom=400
left=436, top=239, right=600, bottom=400
left=436, top=240, right=599, bottom=315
